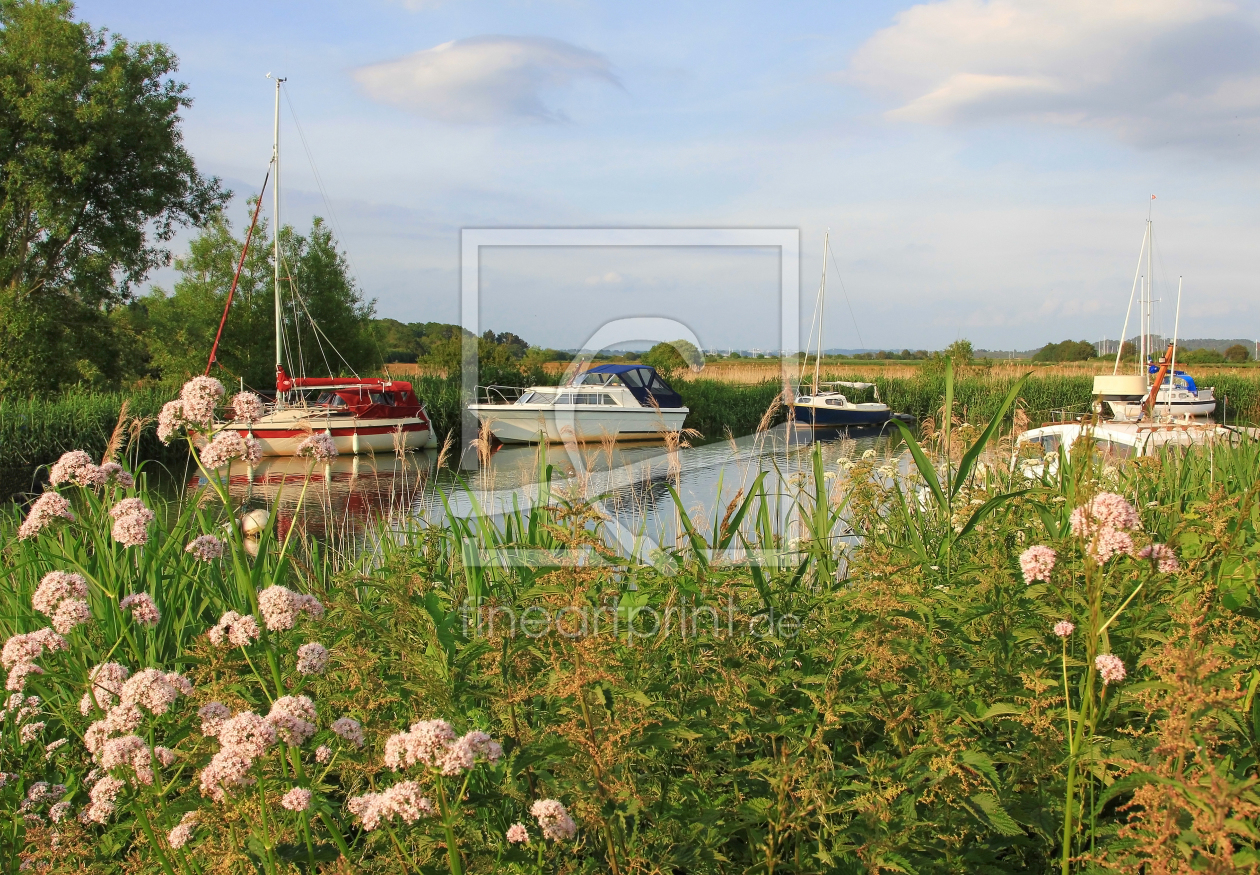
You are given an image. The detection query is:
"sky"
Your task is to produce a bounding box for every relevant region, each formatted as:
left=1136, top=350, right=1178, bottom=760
left=79, top=0, right=1260, bottom=353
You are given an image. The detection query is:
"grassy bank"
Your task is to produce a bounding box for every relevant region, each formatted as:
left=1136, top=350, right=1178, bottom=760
left=2, top=390, right=1259, bottom=872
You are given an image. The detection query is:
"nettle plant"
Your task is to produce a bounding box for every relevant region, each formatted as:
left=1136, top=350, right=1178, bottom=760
left=1, top=376, right=577, bottom=874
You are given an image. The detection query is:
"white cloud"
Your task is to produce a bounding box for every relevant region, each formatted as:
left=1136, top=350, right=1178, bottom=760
left=847, top=0, right=1260, bottom=153
left=353, top=35, right=618, bottom=124
left=584, top=271, right=623, bottom=285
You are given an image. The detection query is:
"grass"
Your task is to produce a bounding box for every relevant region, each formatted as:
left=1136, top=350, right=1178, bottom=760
left=2, top=367, right=1260, bottom=873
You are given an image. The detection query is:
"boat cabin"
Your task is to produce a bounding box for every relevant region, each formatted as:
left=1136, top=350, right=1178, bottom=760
left=565, top=364, right=685, bottom=409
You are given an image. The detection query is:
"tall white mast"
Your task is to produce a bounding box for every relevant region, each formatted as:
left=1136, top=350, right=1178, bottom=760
left=1143, top=199, right=1153, bottom=380
left=813, top=231, right=829, bottom=395
left=271, top=76, right=284, bottom=379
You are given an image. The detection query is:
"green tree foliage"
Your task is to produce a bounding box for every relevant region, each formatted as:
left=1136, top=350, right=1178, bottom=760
left=1032, top=340, right=1097, bottom=362
left=0, top=0, right=226, bottom=394
left=1225, top=343, right=1251, bottom=363
left=142, top=210, right=378, bottom=389
left=643, top=339, right=702, bottom=379
left=1178, top=347, right=1227, bottom=365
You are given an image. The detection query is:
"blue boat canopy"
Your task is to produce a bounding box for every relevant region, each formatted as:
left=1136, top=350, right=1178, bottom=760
left=572, top=364, right=684, bottom=409
left=1148, top=365, right=1199, bottom=393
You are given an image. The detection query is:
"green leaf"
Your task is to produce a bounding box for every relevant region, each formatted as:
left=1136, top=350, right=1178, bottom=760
left=960, top=749, right=1000, bottom=787
left=952, top=372, right=1031, bottom=499
left=891, top=418, right=946, bottom=512
left=970, top=792, right=1023, bottom=836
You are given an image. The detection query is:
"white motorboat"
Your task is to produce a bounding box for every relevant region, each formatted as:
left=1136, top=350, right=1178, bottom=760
left=467, top=364, right=688, bottom=444
left=1014, top=418, right=1255, bottom=478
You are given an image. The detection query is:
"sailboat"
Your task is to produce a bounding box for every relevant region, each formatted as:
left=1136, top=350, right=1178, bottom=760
left=786, top=232, right=891, bottom=428
left=1093, top=202, right=1216, bottom=422
left=210, top=78, right=439, bottom=456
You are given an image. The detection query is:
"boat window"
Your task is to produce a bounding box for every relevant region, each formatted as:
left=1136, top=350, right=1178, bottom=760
left=369, top=393, right=387, bottom=405
left=1040, top=434, right=1060, bottom=453
left=380, top=392, right=395, bottom=405
left=554, top=394, right=573, bottom=405
left=517, top=392, right=536, bottom=404
left=825, top=397, right=850, bottom=407
left=317, top=393, right=347, bottom=408
left=796, top=396, right=811, bottom=404
left=622, top=369, right=645, bottom=388
left=649, top=376, right=670, bottom=391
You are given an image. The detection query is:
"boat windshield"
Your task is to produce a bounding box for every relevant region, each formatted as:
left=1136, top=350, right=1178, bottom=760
left=314, top=392, right=348, bottom=408
left=571, top=372, right=625, bottom=387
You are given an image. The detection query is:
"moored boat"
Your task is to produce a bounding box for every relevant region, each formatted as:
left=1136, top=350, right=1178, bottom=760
left=208, top=79, right=437, bottom=456
left=467, top=364, right=688, bottom=444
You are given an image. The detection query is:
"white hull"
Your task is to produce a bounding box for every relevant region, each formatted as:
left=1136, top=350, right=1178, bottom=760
left=468, top=404, right=688, bottom=444
left=223, top=409, right=438, bottom=456
left=1105, top=386, right=1216, bottom=421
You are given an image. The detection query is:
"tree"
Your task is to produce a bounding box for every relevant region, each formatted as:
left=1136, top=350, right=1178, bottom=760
left=1032, top=339, right=1097, bottom=362
left=143, top=210, right=378, bottom=388
left=643, top=339, right=702, bottom=379
left=1225, top=344, right=1250, bottom=363
left=0, top=0, right=226, bottom=394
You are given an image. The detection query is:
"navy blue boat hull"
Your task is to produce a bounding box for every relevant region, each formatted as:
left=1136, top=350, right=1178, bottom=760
left=787, top=405, right=892, bottom=427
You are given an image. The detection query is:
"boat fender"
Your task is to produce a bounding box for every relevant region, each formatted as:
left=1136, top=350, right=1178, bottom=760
left=240, top=508, right=270, bottom=537
left=352, top=430, right=360, bottom=454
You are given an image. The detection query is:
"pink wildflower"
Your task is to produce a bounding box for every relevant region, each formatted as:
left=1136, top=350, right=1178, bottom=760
left=83, top=663, right=130, bottom=712
left=157, top=400, right=187, bottom=444
left=33, top=571, right=89, bottom=616
left=185, top=534, right=225, bottom=562
left=83, top=461, right=133, bottom=488
left=384, top=718, right=455, bottom=770
left=180, top=376, right=226, bottom=427
left=49, top=800, right=71, bottom=822
left=207, top=611, right=260, bottom=647
left=530, top=799, right=577, bottom=841
left=20, top=720, right=45, bottom=743
left=119, top=668, right=191, bottom=715
left=168, top=812, right=198, bottom=849
left=6, top=663, right=43, bottom=692
left=296, top=432, right=338, bottom=462
left=2, top=628, right=68, bottom=669
left=219, top=711, right=277, bottom=758
left=267, top=695, right=317, bottom=745
left=199, top=430, right=263, bottom=469
left=315, top=745, right=332, bottom=763
left=507, top=823, right=530, bottom=845
left=1019, top=545, right=1056, bottom=584
left=331, top=717, right=365, bottom=747
left=1070, top=492, right=1141, bottom=537
left=232, top=392, right=265, bottom=422
left=1089, top=527, right=1135, bottom=563
left=18, top=492, right=75, bottom=540
left=258, top=586, right=324, bottom=631
left=1096, top=654, right=1127, bottom=685
left=119, top=593, right=160, bottom=626
left=1053, top=621, right=1075, bottom=638
left=296, top=642, right=329, bottom=675
left=347, top=781, right=433, bottom=831
left=109, top=498, right=155, bottom=548
left=51, top=598, right=90, bottom=634
left=44, top=738, right=68, bottom=760
left=1137, top=543, right=1180, bottom=573
left=199, top=702, right=231, bottom=737
left=86, top=775, right=125, bottom=824
left=49, top=451, right=94, bottom=486
left=281, top=787, right=312, bottom=812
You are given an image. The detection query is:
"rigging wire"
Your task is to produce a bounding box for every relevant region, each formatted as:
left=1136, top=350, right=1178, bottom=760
left=826, top=243, right=866, bottom=351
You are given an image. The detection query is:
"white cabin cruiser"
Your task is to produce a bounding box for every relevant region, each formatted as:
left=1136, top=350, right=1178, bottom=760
left=467, top=364, right=689, bottom=444
left=1014, top=418, right=1254, bottom=478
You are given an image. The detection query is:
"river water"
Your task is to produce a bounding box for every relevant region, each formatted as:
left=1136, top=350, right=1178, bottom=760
left=193, top=424, right=911, bottom=553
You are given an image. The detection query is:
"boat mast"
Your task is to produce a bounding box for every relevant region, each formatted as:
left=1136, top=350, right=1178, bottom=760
left=813, top=231, right=828, bottom=395
left=271, top=75, right=284, bottom=384
left=1143, top=199, right=1153, bottom=380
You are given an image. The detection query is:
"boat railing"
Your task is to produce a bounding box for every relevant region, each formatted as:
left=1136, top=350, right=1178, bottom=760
left=476, top=385, right=528, bottom=405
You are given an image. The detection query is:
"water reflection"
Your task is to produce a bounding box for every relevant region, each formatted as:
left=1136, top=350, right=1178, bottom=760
left=190, top=453, right=435, bottom=544
left=189, top=424, right=911, bottom=548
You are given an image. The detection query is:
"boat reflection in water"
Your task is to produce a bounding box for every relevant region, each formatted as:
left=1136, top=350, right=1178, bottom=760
left=189, top=452, right=435, bottom=545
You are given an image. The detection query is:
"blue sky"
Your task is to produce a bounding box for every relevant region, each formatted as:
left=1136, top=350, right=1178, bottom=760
left=81, top=0, right=1260, bottom=352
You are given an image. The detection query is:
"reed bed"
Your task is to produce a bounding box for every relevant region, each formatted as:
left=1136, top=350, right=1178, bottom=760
left=2, top=370, right=1259, bottom=873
